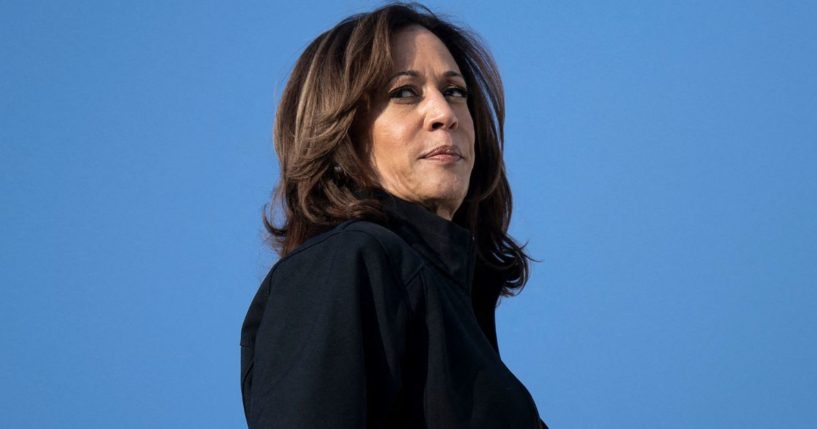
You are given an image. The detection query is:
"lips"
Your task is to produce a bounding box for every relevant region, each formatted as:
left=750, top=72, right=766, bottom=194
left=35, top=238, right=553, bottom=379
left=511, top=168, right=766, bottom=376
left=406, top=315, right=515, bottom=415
left=421, top=145, right=463, bottom=160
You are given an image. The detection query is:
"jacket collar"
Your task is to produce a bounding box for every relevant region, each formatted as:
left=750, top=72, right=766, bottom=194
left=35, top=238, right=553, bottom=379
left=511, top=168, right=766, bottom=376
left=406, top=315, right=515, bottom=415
left=377, top=191, right=476, bottom=293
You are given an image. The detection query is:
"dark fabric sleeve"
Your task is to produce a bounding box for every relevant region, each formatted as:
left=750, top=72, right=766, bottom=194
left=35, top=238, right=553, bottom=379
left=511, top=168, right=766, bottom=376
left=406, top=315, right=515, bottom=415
left=245, top=232, right=412, bottom=428
left=471, top=260, right=504, bottom=355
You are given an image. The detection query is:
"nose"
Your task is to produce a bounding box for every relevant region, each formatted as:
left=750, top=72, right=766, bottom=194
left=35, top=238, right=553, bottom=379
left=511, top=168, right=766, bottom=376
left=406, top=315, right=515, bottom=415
left=423, top=90, right=458, bottom=131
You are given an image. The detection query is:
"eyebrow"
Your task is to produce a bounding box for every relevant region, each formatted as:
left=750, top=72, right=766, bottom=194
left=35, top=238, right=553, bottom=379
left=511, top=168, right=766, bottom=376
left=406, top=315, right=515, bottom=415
left=387, top=70, right=465, bottom=83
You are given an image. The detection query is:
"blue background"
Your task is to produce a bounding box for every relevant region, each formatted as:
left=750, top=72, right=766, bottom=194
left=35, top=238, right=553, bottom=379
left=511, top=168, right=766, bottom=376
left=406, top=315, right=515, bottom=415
left=2, top=1, right=815, bottom=427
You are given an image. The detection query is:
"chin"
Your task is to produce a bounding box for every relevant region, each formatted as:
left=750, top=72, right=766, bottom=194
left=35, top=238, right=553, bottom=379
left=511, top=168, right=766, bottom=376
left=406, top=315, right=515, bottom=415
left=421, top=184, right=469, bottom=208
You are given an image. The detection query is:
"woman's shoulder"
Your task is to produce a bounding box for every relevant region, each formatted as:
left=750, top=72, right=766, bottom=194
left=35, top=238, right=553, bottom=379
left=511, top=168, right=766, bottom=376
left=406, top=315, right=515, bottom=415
left=271, top=219, right=426, bottom=286
left=283, top=219, right=407, bottom=260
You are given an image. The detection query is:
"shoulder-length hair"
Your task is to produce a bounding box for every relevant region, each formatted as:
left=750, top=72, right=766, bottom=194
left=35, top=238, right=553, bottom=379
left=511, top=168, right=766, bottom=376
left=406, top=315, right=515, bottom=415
left=264, top=2, right=531, bottom=296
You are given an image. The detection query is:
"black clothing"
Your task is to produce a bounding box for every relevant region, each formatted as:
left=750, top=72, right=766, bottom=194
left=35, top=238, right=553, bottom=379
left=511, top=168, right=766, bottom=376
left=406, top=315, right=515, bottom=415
left=241, top=194, right=547, bottom=428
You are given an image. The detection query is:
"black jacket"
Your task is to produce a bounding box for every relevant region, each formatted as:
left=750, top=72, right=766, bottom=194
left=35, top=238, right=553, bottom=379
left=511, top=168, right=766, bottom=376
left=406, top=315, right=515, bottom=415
left=241, top=194, right=547, bottom=428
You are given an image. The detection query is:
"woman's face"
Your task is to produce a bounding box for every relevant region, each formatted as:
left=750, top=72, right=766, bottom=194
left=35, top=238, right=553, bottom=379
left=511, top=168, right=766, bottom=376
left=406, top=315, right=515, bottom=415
left=365, top=25, right=475, bottom=220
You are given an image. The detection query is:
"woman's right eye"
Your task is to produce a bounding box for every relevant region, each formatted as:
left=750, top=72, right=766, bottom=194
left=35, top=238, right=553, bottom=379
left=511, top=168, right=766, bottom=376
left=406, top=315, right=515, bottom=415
left=389, top=87, right=418, bottom=99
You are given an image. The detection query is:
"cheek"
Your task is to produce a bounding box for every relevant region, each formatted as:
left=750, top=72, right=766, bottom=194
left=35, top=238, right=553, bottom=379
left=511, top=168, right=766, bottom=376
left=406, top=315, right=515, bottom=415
left=463, top=122, right=477, bottom=164
left=461, top=114, right=476, bottom=174
left=371, top=121, right=414, bottom=172
left=459, top=108, right=476, bottom=146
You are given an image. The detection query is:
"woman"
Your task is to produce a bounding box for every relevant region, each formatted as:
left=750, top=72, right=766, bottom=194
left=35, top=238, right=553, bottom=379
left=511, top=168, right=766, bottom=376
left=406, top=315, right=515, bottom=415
left=241, top=4, right=547, bottom=428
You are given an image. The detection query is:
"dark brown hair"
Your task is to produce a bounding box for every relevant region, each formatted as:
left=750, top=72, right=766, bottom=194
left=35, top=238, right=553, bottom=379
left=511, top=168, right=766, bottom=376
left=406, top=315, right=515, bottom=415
left=264, top=2, right=531, bottom=295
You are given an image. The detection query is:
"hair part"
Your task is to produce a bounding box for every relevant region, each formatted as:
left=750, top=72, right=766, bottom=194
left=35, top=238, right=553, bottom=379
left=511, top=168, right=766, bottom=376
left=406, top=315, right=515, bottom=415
left=264, top=2, right=531, bottom=296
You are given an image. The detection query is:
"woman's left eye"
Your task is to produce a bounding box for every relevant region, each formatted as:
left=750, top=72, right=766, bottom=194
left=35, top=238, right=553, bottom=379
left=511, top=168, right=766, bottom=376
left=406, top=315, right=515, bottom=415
left=444, top=86, right=469, bottom=99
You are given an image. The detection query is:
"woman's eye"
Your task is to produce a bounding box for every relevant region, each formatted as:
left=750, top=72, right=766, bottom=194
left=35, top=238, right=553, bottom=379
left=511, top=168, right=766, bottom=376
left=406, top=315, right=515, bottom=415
left=389, top=87, right=418, bottom=99
left=444, top=86, right=469, bottom=99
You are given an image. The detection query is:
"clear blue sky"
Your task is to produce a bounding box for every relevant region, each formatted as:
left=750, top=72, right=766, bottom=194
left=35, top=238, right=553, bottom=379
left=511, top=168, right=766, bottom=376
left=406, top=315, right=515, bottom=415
left=2, top=1, right=815, bottom=428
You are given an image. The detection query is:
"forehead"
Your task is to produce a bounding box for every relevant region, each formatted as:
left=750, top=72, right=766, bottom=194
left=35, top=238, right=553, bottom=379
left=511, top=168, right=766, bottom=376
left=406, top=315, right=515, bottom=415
left=391, top=25, right=461, bottom=73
